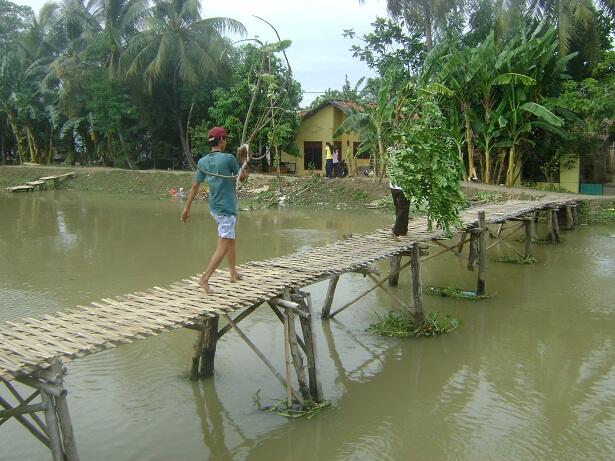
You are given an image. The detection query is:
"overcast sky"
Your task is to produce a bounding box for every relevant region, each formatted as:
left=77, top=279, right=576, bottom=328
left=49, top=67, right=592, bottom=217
left=13, top=0, right=389, bottom=106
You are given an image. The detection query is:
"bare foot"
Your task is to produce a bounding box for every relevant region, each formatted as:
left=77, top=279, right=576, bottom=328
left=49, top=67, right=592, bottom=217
left=230, top=272, right=244, bottom=282
left=198, top=277, right=214, bottom=294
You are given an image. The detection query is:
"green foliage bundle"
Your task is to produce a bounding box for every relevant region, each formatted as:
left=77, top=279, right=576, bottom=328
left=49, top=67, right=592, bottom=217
left=387, top=97, right=466, bottom=232
left=424, top=286, right=490, bottom=299
left=494, top=255, right=537, bottom=264
left=367, top=311, right=461, bottom=337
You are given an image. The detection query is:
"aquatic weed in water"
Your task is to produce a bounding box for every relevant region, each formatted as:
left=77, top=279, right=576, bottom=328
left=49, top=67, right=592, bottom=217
left=367, top=311, right=461, bottom=337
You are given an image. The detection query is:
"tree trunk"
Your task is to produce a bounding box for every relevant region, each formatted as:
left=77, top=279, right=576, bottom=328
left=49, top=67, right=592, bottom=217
left=173, top=73, right=195, bottom=170
left=118, top=132, right=135, bottom=169
left=423, top=2, right=433, bottom=51
left=506, top=145, right=515, bottom=186
left=484, top=140, right=491, bottom=184
left=8, top=118, right=25, bottom=164
left=1, top=133, right=5, bottom=164
left=463, top=105, right=475, bottom=180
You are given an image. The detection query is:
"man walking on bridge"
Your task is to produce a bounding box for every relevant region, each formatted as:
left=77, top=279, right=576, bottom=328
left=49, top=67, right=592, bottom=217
left=181, top=127, right=249, bottom=293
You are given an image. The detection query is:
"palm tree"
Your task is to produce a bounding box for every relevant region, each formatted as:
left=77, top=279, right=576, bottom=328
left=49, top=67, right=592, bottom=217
left=362, top=0, right=458, bottom=50
left=528, top=0, right=615, bottom=54
left=120, top=0, right=245, bottom=167
left=97, top=0, right=148, bottom=76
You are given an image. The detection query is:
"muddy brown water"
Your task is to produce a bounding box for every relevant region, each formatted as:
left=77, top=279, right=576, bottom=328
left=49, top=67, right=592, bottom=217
left=1, top=192, right=615, bottom=461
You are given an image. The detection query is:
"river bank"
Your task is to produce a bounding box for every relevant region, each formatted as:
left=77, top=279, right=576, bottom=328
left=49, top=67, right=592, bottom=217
left=2, top=165, right=614, bottom=221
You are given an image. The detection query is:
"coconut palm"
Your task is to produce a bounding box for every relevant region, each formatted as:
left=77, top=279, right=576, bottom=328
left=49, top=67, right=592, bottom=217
left=528, top=0, right=615, bottom=54
left=365, top=0, right=459, bottom=50
left=120, top=0, right=245, bottom=167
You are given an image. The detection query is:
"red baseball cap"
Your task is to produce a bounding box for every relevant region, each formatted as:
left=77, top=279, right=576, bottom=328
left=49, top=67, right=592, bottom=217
left=208, top=127, right=227, bottom=141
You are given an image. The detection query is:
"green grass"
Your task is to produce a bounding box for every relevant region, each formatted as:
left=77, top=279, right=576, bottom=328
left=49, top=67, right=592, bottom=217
left=577, top=200, right=615, bottom=225
left=367, top=311, right=461, bottom=337
left=494, top=255, right=537, bottom=264
left=424, top=286, right=489, bottom=300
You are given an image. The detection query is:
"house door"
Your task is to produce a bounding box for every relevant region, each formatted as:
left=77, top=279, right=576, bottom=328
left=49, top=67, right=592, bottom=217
left=304, top=141, right=323, bottom=171
left=334, top=141, right=342, bottom=161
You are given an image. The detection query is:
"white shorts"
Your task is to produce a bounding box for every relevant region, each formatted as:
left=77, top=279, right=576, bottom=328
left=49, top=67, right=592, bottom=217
left=210, top=212, right=237, bottom=239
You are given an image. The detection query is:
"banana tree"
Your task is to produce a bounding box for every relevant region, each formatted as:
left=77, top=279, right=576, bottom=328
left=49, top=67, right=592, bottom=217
left=493, top=72, right=565, bottom=185
left=334, top=74, right=397, bottom=179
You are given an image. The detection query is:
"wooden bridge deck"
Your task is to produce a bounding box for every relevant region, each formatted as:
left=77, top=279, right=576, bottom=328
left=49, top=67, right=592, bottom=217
left=0, top=194, right=579, bottom=382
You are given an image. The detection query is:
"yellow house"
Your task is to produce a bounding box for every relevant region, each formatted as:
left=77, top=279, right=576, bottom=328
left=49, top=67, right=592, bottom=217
left=280, top=100, right=372, bottom=176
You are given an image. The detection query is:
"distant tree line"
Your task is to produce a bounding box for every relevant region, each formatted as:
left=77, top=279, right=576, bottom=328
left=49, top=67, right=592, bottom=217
left=0, top=0, right=300, bottom=169
left=335, top=0, right=615, bottom=186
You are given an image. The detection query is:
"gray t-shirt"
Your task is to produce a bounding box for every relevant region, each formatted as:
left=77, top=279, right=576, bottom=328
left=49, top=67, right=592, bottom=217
left=194, top=152, right=240, bottom=216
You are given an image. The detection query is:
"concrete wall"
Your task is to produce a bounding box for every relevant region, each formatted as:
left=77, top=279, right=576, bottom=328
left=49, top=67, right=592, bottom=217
left=559, top=156, right=580, bottom=193
left=281, top=105, right=368, bottom=176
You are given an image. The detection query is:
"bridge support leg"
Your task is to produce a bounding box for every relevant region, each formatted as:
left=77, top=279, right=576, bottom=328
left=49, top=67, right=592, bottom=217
left=523, top=217, right=533, bottom=259
left=191, top=317, right=219, bottom=379
left=565, top=205, right=575, bottom=230
left=388, top=255, right=401, bottom=287
left=546, top=207, right=560, bottom=243
left=476, top=211, right=487, bottom=296
left=292, top=291, right=324, bottom=403
left=1, top=359, right=80, bottom=461
left=410, top=243, right=424, bottom=323
left=321, top=275, right=339, bottom=319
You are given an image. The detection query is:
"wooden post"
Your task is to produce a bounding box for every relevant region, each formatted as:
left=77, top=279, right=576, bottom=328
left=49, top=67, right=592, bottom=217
left=547, top=208, right=556, bottom=243
left=40, top=389, right=63, bottom=461
left=523, top=218, right=533, bottom=259
left=456, top=232, right=467, bottom=254
left=199, top=317, right=219, bottom=377
left=285, top=309, right=310, bottom=402
left=48, top=360, right=79, bottom=461
left=282, top=312, right=294, bottom=407
left=294, top=292, right=323, bottom=403
left=191, top=316, right=219, bottom=379
left=551, top=207, right=560, bottom=243
left=191, top=320, right=206, bottom=380
left=321, top=275, right=339, bottom=319
left=388, top=255, right=401, bottom=286
left=565, top=205, right=574, bottom=230
left=410, top=242, right=424, bottom=323
left=476, top=211, right=486, bottom=296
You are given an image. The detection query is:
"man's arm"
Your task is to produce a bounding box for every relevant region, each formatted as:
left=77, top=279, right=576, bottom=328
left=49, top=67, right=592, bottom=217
left=181, top=181, right=200, bottom=223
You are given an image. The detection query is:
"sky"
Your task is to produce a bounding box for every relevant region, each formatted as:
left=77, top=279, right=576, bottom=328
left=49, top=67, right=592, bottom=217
left=13, top=0, right=389, bottom=107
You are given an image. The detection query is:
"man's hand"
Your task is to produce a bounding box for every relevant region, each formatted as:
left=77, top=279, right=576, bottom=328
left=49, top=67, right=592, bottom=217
left=181, top=208, right=190, bottom=223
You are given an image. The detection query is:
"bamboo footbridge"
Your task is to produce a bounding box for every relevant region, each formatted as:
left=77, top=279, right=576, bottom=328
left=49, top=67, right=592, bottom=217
left=1, top=193, right=583, bottom=460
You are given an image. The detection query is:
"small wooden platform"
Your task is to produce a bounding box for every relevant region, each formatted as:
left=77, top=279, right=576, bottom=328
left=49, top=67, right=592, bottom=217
left=5, top=185, right=35, bottom=192
left=5, top=172, right=76, bottom=193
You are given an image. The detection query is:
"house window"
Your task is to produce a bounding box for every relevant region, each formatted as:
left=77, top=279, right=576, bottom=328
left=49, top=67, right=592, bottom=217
left=304, top=141, right=322, bottom=170
left=354, top=142, right=370, bottom=159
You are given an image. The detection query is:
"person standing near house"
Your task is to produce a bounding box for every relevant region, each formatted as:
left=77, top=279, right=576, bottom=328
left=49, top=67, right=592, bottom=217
left=181, top=126, right=249, bottom=294
left=332, top=144, right=340, bottom=177
left=325, top=142, right=333, bottom=178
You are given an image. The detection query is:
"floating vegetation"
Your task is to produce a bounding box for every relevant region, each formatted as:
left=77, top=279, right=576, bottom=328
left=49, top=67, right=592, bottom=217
left=253, top=389, right=331, bottom=419
left=424, top=286, right=489, bottom=300
left=495, top=255, right=536, bottom=264
left=263, top=399, right=331, bottom=419
left=367, top=311, right=461, bottom=338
